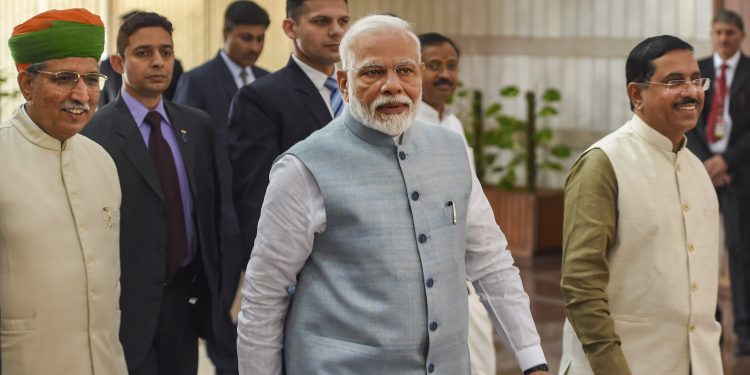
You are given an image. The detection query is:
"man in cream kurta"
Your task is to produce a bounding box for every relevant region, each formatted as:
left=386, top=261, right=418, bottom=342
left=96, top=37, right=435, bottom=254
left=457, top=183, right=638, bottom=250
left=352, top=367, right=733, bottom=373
left=560, top=35, right=722, bottom=375
left=0, top=8, right=126, bottom=374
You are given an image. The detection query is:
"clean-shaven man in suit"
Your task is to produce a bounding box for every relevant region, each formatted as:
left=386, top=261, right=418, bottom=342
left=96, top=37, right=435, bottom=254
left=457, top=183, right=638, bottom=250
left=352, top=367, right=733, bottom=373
left=686, top=9, right=750, bottom=355
left=82, top=12, right=220, bottom=375
left=99, top=11, right=184, bottom=107
left=173, top=2, right=270, bottom=374
left=228, top=0, right=350, bottom=265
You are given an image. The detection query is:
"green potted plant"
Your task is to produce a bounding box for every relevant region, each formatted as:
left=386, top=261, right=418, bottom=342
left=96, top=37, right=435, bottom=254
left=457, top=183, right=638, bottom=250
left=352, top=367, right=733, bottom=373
left=456, top=84, right=571, bottom=261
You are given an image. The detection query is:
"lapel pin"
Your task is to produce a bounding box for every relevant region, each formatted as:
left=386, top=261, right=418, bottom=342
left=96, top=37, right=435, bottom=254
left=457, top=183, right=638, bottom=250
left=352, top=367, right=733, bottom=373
left=180, top=129, right=189, bottom=142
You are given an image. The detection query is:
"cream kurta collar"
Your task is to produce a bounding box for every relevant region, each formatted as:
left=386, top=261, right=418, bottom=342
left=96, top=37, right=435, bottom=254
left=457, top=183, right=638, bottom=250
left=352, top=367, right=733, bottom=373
left=630, top=114, right=686, bottom=153
left=13, top=104, right=68, bottom=151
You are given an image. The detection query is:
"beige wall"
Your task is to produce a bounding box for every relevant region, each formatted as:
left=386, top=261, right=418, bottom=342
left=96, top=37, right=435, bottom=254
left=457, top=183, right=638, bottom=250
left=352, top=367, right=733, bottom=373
left=103, top=0, right=291, bottom=71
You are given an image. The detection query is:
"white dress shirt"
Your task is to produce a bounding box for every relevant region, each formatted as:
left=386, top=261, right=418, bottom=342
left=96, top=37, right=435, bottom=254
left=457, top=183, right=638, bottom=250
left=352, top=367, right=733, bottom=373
left=219, top=50, right=256, bottom=88
left=291, top=54, right=338, bottom=117
left=416, top=101, right=476, bottom=170
left=237, top=143, right=547, bottom=374
left=710, top=50, right=741, bottom=153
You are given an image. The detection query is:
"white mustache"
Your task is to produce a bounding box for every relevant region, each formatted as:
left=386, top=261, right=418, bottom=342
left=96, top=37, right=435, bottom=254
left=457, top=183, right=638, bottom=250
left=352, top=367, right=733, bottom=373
left=371, top=95, right=412, bottom=112
left=61, top=101, right=90, bottom=112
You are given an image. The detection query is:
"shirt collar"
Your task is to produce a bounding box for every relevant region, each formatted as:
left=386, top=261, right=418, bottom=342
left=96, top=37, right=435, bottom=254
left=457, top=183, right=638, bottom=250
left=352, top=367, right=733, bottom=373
left=631, top=113, right=686, bottom=153
left=120, top=88, right=170, bottom=129
left=417, top=101, right=453, bottom=124
left=713, top=50, right=741, bottom=69
left=291, top=53, right=333, bottom=90
left=220, top=50, right=254, bottom=85
left=15, top=104, right=67, bottom=150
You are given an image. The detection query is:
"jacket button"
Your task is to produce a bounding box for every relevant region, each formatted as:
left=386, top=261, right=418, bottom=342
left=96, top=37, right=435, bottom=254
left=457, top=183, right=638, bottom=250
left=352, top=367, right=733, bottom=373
left=158, top=247, right=165, bottom=253
left=426, top=278, right=434, bottom=288
left=418, top=234, right=427, bottom=243
left=429, top=321, right=438, bottom=331
left=398, top=151, right=406, bottom=160
left=411, top=191, right=420, bottom=201
left=428, top=363, right=435, bottom=373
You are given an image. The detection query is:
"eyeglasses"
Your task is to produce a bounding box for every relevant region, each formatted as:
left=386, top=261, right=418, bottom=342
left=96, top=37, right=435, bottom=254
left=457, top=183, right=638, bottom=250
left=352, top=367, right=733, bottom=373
left=424, top=60, right=459, bottom=73
left=346, top=63, right=421, bottom=84
left=642, top=78, right=711, bottom=92
left=31, top=70, right=108, bottom=91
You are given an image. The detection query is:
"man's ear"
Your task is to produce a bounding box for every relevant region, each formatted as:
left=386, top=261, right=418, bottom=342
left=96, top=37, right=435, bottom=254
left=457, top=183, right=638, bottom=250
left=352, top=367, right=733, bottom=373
left=17, top=71, right=33, bottom=100
left=282, top=18, right=296, bottom=40
left=110, top=54, right=125, bottom=75
left=337, top=70, right=349, bottom=102
left=627, top=82, right=644, bottom=111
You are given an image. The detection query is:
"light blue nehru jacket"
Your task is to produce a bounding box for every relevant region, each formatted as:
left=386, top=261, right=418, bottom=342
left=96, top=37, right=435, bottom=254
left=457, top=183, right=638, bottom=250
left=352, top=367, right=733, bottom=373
left=283, top=109, right=473, bottom=374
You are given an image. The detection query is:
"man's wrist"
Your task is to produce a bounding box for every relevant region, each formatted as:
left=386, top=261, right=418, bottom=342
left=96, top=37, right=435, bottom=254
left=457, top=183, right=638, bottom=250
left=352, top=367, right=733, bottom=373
left=523, top=363, right=549, bottom=374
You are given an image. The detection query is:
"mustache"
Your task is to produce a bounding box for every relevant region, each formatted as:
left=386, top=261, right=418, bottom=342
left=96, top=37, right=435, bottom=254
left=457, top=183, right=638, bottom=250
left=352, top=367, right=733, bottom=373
left=433, top=78, right=454, bottom=87
left=673, top=97, right=700, bottom=108
left=60, top=101, right=90, bottom=112
left=371, top=95, right=413, bottom=111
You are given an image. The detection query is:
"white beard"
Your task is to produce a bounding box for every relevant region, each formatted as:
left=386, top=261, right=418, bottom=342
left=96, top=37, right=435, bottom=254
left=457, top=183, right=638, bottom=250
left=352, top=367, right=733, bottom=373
left=348, top=87, right=419, bottom=137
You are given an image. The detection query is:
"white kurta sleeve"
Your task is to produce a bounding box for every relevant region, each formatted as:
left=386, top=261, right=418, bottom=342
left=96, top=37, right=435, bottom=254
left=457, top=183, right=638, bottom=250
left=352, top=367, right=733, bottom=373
left=236, top=155, right=326, bottom=375
left=463, top=171, right=547, bottom=371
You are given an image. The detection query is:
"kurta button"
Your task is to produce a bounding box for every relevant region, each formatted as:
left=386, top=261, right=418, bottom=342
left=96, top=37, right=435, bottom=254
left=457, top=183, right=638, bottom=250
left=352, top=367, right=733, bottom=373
left=691, top=282, right=697, bottom=291
left=418, top=234, right=427, bottom=243
left=689, top=324, right=696, bottom=332
left=688, top=243, right=695, bottom=252
left=427, top=363, right=435, bottom=373
left=426, top=278, right=434, bottom=288
left=676, top=163, right=682, bottom=172
left=411, top=191, right=420, bottom=201
left=429, top=321, right=438, bottom=331
left=682, top=203, right=689, bottom=212
left=398, top=151, right=406, bottom=160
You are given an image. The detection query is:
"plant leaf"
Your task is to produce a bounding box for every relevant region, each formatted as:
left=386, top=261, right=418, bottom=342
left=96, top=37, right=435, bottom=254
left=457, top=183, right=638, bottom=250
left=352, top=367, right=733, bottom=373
left=484, top=103, right=502, bottom=116
left=534, top=128, right=553, bottom=143
left=539, top=106, right=558, bottom=117
left=550, top=144, right=572, bottom=158
left=542, top=88, right=561, bottom=102
left=499, top=170, right=517, bottom=190
left=540, top=161, right=564, bottom=171
left=500, top=85, right=520, bottom=97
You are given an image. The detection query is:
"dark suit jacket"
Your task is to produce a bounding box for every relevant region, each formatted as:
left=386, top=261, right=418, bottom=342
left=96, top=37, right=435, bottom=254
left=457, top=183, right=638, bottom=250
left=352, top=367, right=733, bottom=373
left=98, top=57, right=184, bottom=107
left=82, top=95, right=221, bottom=368
left=687, top=54, right=750, bottom=200
left=172, top=53, right=270, bottom=359
left=228, top=57, right=332, bottom=260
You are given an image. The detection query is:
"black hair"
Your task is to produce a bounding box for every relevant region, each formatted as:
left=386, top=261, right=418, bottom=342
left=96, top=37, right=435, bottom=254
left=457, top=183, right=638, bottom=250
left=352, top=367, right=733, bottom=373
left=713, top=9, right=744, bottom=32
left=287, top=0, right=348, bottom=21
left=418, top=32, right=460, bottom=58
left=225, top=1, right=270, bottom=31
left=120, top=10, right=141, bottom=22
left=625, top=35, right=694, bottom=110
left=117, top=12, right=173, bottom=56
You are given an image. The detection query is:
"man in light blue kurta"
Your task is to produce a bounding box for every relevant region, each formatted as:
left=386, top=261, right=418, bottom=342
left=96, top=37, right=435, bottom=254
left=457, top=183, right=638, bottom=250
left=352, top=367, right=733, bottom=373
left=237, top=15, right=549, bottom=375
